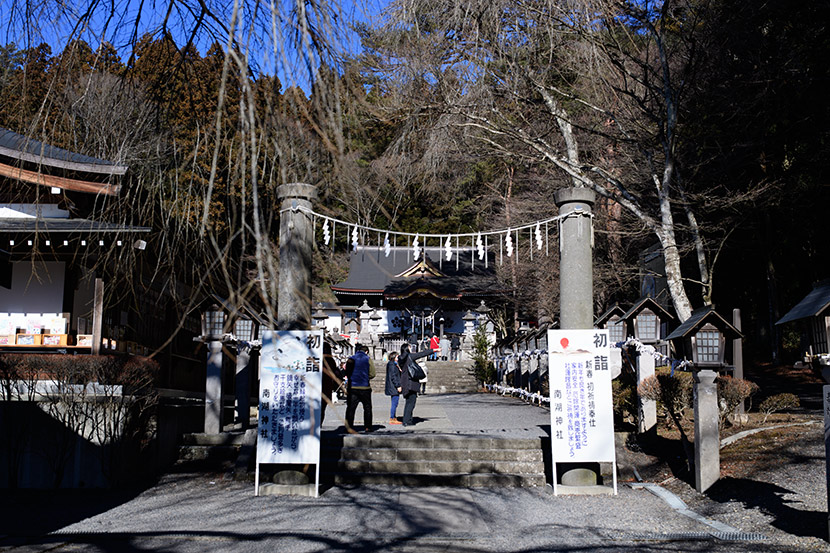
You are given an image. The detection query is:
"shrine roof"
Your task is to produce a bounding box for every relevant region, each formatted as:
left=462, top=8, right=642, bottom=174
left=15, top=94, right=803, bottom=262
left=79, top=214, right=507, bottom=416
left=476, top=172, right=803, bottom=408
left=621, top=296, right=675, bottom=322
left=665, top=305, right=741, bottom=341
left=0, top=128, right=127, bottom=175
left=777, top=280, right=830, bottom=325
left=331, top=246, right=506, bottom=299
left=0, top=217, right=150, bottom=233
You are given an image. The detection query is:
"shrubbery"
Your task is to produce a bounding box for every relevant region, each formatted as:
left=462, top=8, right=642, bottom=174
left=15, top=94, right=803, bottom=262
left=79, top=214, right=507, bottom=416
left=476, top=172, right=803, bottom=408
left=0, top=354, right=159, bottom=487
left=471, top=325, right=496, bottom=385
left=759, top=393, right=800, bottom=423
left=716, top=375, right=759, bottom=428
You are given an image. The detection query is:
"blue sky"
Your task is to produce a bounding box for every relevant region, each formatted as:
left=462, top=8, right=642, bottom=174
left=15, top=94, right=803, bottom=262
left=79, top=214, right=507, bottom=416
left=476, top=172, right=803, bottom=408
left=0, top=0, right=388, bottom=91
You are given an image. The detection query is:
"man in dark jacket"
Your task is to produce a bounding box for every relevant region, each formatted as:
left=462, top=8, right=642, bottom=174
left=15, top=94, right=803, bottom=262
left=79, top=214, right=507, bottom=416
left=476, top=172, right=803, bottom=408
left=450, top=334, right=461, bottom=361
left=345, top=344, right=375, bottom=432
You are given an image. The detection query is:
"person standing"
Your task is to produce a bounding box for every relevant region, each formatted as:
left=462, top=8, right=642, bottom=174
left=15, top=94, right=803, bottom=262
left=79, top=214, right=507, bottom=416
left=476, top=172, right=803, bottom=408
left=440, top=335, right=450, bottom=361
left=385, top=352, right=402, bottom=425
left=345, top=344, right=375, bottom=432
left=321, top=342, right=343, bottom=426
left=429, top=333, right=440, bottom=361
left=398, top=342, right=431, bottom=427
left=450, top=334, right=461, bottom=361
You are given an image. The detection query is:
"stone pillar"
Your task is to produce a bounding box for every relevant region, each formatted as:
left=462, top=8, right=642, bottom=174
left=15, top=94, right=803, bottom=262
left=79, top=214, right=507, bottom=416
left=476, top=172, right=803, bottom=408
left=91, top=277, right=104, bottom=355
left=554, top=187, right=598, bottom=489
left=733, top=309, right=745, bottom=418
left=235, top=343, right=251, bottom=429
left=277, top=183, right=318, bottom=331
left=693, top=369, right=720, bottom=492
left=205, top=340, right=224, bottom=434
left=554, top=188, right=596, bottom=330
left=636, top=352, right=657, bottom=434
left=823, top=385, right=830, bottom=542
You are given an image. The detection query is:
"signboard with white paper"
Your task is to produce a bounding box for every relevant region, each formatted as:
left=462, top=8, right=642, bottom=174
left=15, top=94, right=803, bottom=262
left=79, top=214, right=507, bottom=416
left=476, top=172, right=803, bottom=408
left=548, top=329, right=617, bottom=494
left=255, top=330, right=323, bottom=496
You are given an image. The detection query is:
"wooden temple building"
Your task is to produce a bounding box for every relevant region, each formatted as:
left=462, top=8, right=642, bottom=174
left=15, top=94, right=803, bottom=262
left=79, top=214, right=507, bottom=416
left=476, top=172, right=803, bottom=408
left=0, top=128, right=151, bottom=354
left=322, top=245, right=506, bottom=355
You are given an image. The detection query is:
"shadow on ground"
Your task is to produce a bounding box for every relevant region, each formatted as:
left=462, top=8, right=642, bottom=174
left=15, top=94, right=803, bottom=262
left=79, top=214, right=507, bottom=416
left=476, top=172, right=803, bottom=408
left=0, top=483, right=151, bottom=544
left=706, top=477, right=826, bottom=540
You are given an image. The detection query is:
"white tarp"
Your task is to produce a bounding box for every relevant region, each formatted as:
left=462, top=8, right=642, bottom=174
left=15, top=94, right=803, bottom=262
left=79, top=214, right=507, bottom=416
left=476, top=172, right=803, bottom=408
left=256, top=330, right=323, bottom=466
left=548, top=329, right=616, bottom=468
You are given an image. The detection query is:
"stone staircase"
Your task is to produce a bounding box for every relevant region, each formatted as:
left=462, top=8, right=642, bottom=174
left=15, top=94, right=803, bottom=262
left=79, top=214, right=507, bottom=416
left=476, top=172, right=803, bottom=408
left=370, top=360, right=480, bottom=394
left=322, top=433, right=547, bottom=487
left=174, top=430, right=548, bottom=488
left=174, top=428, right=256, bottom=473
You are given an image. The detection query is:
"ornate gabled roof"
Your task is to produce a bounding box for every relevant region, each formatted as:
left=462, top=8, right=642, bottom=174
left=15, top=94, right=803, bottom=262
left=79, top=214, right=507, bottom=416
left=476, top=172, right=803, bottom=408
left=621, top=296, right=676, bottom=322
left=665, top=305, right=741, bottom=341
left=331, top=246, right=506, bottom=300
left=595, top=304, right=626, bottom=327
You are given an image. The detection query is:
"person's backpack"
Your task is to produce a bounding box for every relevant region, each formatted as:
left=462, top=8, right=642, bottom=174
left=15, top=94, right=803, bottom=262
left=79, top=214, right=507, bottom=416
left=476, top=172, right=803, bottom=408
left=407, top=356, right=427, bottom=381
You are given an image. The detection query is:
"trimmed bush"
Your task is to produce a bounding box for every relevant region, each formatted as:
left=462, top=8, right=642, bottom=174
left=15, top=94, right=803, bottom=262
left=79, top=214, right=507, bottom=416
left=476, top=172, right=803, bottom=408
left=759, top=393, right=800, bottom=423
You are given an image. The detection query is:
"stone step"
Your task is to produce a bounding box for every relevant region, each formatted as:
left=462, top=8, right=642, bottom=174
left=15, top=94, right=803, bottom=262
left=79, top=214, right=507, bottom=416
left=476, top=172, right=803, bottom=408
left=334, top=472, right=546, bottom=487
left=321, top=434, right=547, bottom=488
left=337, top=447, right=542, bottom=462
left=174, top=444, right=239, bottom=471
left=331, top=434, right=543, bottom=450
left=181, top=432, right=249, bottom=446
left=337, top=459, right=544, bottom=474
left=174, top=430, right=548, bottom=488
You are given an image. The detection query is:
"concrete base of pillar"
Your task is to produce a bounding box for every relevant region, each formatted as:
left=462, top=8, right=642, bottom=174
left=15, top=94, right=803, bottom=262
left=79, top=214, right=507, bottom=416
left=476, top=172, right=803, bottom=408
left=561, top=467, right=597, bottom=486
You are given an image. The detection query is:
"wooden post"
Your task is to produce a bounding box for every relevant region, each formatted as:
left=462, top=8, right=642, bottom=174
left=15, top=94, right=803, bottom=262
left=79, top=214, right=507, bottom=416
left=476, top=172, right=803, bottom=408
left=733, top=308, right=745, bottom=418
left=277, top=183, right=318, bottom=331
left=91, top=277, right=104, bottom=355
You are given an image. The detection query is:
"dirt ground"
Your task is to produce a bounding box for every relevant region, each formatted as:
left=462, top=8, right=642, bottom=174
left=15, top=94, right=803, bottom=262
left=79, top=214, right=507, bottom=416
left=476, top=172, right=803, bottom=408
left=614, top=361, right=830, bottom=550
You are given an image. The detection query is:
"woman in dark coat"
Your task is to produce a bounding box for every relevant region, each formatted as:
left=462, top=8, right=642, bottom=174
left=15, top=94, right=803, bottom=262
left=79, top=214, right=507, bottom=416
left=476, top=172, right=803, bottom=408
left=384, top=352, right=402, bottom=425
left=398, top=343, right=431, bottom=427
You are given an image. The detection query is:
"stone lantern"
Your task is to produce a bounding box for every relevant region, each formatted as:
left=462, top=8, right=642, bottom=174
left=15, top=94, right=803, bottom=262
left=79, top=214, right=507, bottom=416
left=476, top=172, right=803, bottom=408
left=665, top=305, right=742, bottom=493
left=312, top=303, right=329, bottom=332
left=776, top=280, right=830, bottom=541
left=595, top=305, right=627, bottom=344
left=463, top=310, right=477, bottom=336
left=665, top=306, right=740, bottom=370
left=620, top=297, right=676, bottom=435
left=199, top=303, right=226, bottom=435
left=232, top=316, right=258, bottom=429
left=622, top=297, right=675, bottom=350
left=357, top=299, right=373, bottom=344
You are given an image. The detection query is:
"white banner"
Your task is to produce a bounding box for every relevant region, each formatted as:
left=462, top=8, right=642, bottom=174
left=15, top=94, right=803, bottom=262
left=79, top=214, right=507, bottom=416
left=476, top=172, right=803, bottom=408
left=548, top=329, right=616, bottom=464
left=256, top=330, right=323, bottom=466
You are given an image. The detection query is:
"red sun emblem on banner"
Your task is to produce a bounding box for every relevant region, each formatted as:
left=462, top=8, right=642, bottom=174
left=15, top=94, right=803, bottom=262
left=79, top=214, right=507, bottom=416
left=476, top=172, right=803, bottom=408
left=560, top=337, right=569, bottom=349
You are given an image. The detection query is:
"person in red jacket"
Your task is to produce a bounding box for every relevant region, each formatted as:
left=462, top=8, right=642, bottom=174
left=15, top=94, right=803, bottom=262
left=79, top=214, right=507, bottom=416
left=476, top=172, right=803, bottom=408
left=429, top=333, right=440, bottom=360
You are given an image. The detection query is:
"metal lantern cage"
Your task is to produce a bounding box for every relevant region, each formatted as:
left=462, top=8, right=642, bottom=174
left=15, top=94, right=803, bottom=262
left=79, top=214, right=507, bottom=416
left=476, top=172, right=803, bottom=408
left=201, top=305, right=226, bottom=341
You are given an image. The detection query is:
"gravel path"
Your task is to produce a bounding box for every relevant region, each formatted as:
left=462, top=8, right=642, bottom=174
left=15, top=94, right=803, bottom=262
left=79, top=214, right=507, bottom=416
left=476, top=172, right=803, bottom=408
left=663, top=418, right=830, bottom=552
left=3, top=393, right=830, bottom=552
